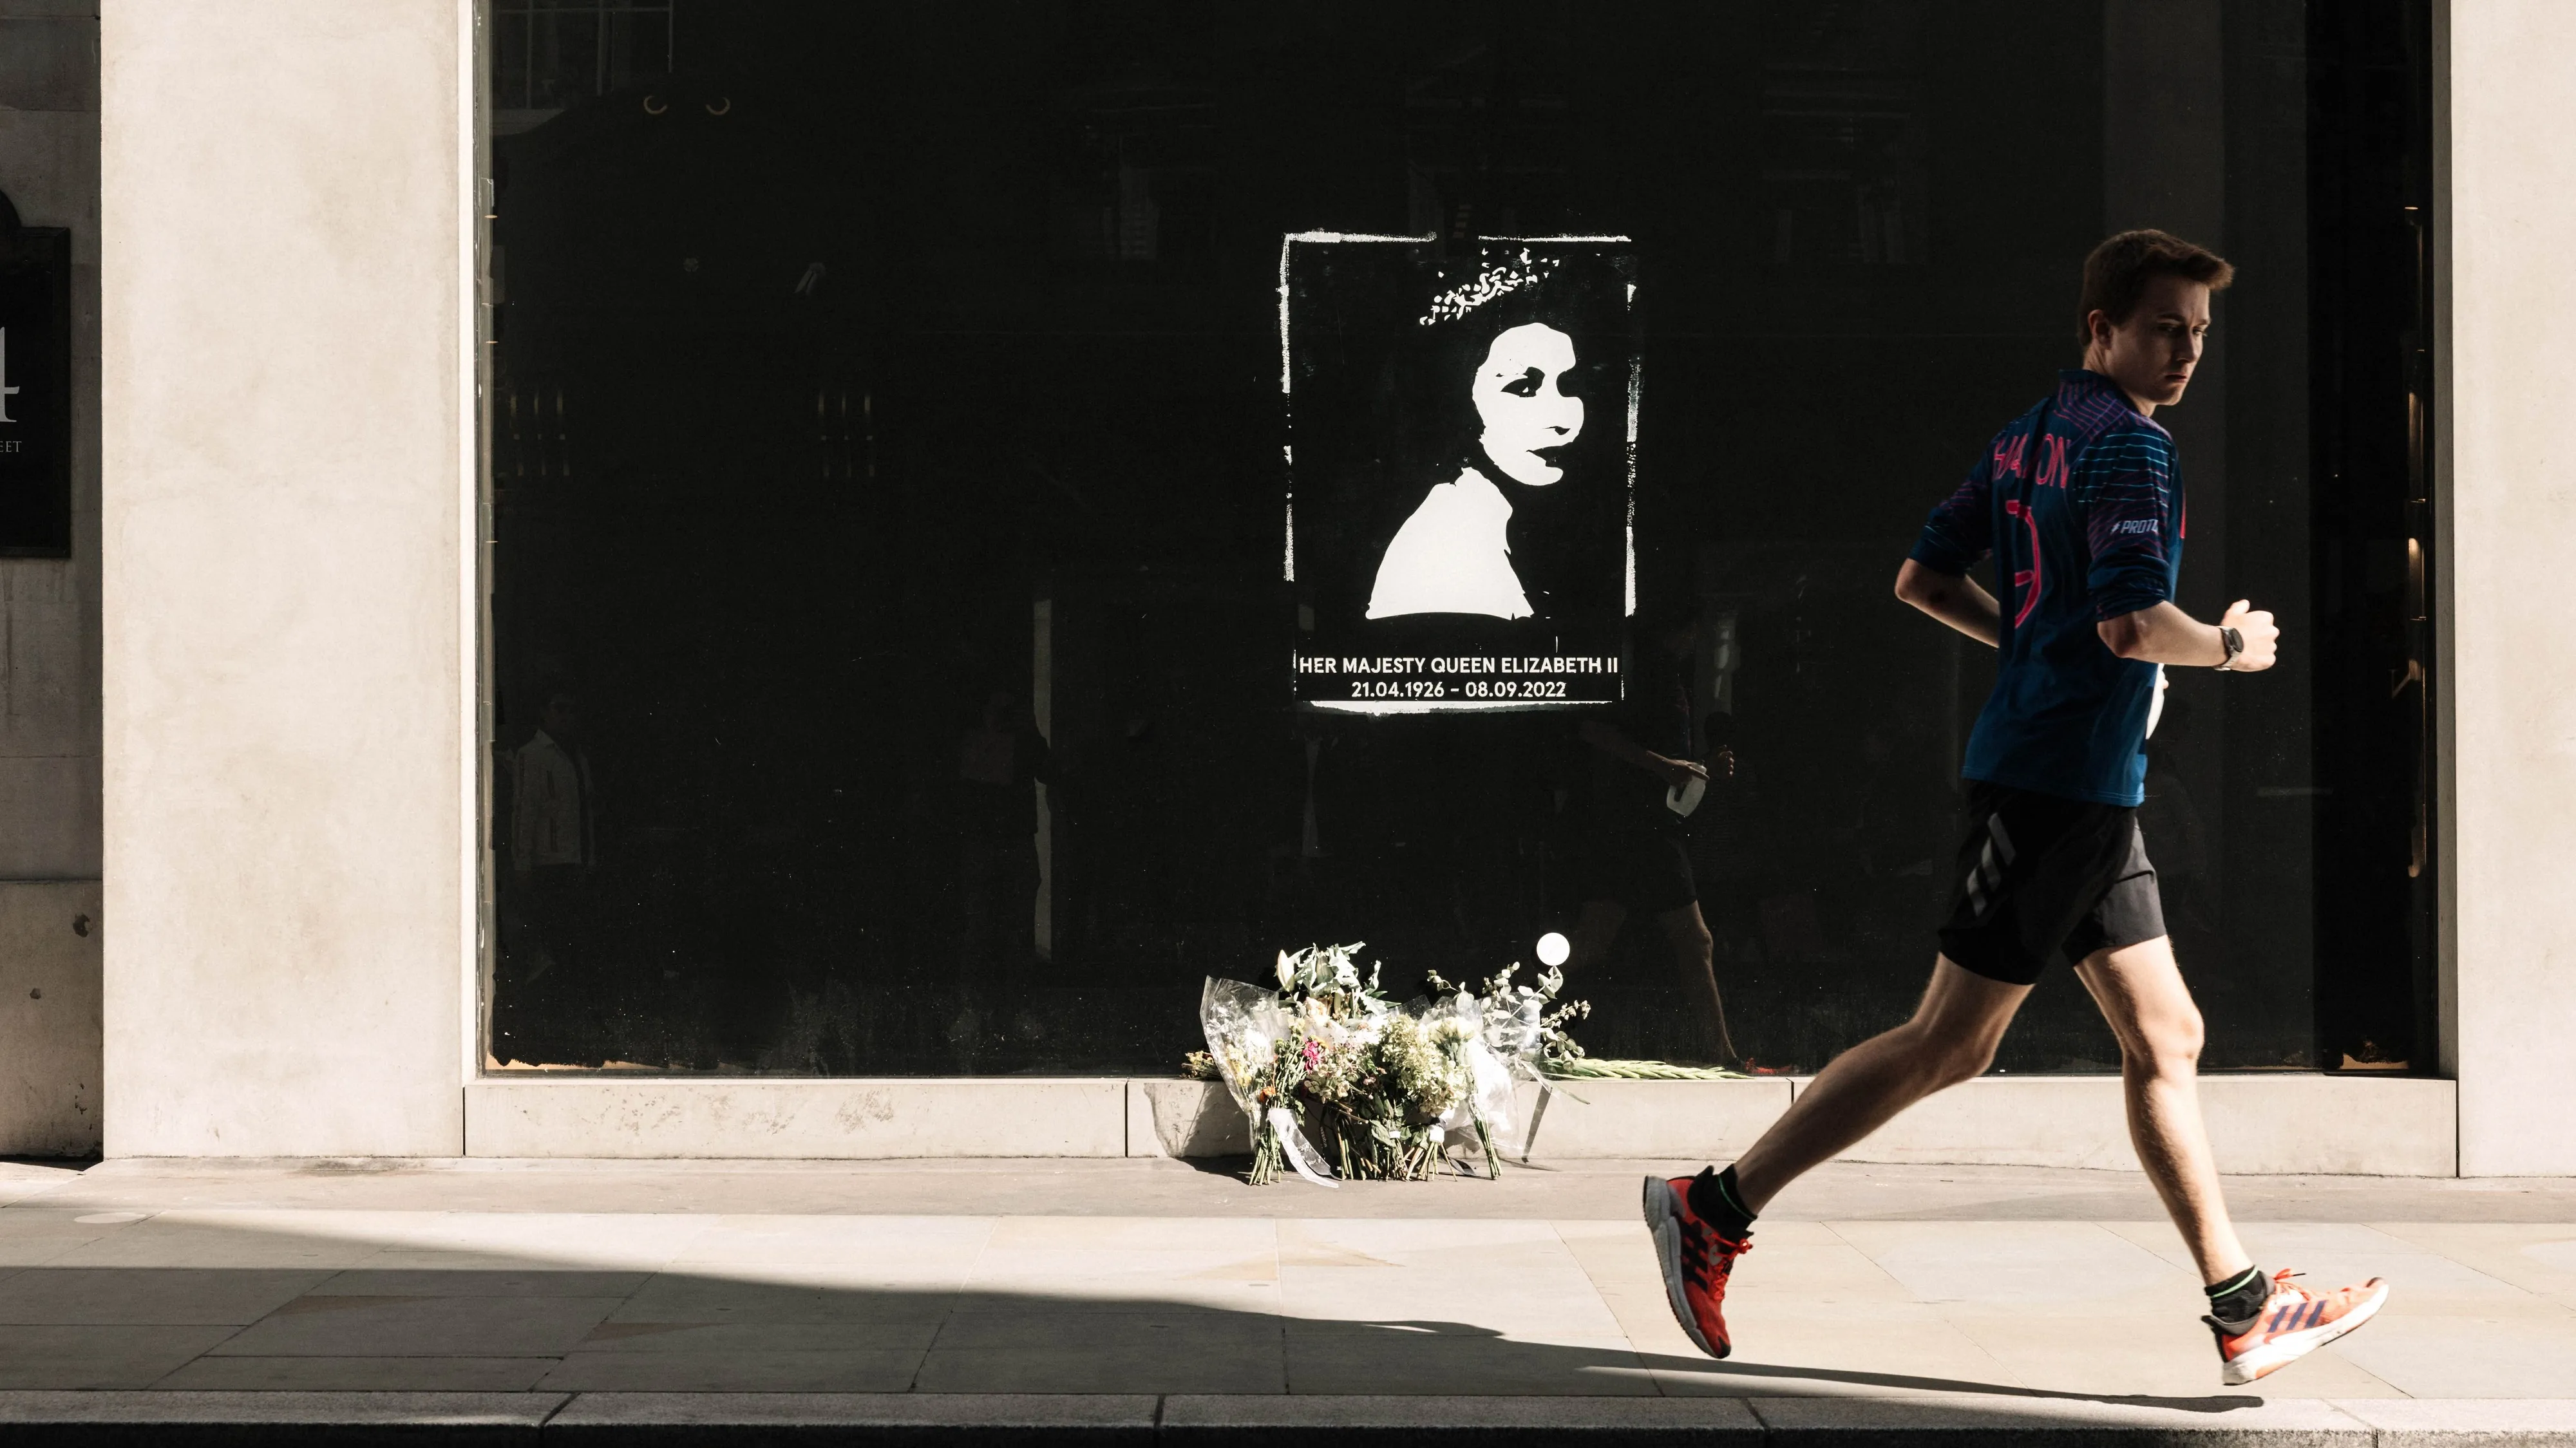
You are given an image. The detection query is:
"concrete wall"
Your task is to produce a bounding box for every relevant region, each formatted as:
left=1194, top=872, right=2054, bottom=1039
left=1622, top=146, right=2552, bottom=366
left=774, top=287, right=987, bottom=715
left=0, top=881, right=100, bottom=1154
left=2445, top=1, right=2576, bottom=1176
left=99, top=0, right=469, bottom=1155
left=0, top=0, right=103, bottom=1156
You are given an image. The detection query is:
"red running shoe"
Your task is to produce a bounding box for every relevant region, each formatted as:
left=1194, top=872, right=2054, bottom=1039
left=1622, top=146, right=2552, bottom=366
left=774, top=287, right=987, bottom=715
left=2210, top=1269, right=2390, bottom=1385
left=1642, top=1172, right=1752, bottom=1359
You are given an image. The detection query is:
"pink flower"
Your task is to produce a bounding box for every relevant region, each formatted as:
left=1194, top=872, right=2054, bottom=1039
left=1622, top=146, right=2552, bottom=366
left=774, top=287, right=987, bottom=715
left=1302, top=1039, right=1323, bottom=1068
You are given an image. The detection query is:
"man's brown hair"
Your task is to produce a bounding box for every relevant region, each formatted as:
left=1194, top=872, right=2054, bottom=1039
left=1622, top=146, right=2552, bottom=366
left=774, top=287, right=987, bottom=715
left=2078, top=229, right=2234, bottom=344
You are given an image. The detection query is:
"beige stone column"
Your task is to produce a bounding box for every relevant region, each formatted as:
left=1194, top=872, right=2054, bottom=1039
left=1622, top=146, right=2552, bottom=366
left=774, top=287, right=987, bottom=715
left=100, top=1, right=471, bottom=1154
left=2445, top=0, right=2576, bottom=1175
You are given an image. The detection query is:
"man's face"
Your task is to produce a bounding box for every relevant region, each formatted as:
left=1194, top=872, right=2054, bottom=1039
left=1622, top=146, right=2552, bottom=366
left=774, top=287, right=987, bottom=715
left=542, top=695, right=579, bottom=742
left=2090, top=274, right=2211, bottom=408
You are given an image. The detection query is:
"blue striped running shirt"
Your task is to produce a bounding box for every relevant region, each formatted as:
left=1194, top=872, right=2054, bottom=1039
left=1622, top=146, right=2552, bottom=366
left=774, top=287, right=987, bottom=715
left=1909, top=368, right=2184, bottom=808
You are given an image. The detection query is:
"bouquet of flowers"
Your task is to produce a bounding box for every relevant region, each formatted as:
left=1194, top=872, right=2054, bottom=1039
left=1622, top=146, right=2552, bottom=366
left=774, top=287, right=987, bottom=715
left=1186, top=943, right=1593, bottom=1185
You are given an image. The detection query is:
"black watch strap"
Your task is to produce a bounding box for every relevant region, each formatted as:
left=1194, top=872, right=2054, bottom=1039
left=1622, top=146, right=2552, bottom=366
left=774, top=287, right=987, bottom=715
left=2216, top=625, right=2244, bottom=671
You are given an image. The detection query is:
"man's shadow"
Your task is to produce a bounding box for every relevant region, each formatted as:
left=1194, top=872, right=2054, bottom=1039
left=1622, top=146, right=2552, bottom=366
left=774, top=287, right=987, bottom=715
left=1359, top=1319, right=2264, bottom=1412
left=17, top=1205, right=2275, bottom=1413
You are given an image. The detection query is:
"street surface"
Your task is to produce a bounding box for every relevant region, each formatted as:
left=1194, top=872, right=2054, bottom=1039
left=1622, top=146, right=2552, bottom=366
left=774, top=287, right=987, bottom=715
left=2, top=1156, right=2573, bottom=1438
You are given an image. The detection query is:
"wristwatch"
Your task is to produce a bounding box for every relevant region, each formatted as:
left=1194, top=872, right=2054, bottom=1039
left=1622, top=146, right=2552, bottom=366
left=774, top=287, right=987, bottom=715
left=2215, top=626, right=2245, bottom=672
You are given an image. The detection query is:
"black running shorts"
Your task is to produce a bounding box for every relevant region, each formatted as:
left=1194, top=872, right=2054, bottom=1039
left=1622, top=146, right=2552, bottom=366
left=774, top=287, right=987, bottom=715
left=1573, top=828, right=1698, bottom=915
left=1936, top=781, right=2166, bottom=986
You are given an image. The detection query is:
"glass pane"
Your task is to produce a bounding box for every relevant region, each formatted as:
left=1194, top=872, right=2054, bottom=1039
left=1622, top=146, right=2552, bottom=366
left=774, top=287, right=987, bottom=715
left=482, top=2, right=2429, bottom=1078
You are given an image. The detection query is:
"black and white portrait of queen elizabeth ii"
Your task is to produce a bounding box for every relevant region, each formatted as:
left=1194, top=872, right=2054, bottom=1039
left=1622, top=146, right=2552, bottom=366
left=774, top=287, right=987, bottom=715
left=1282, top=235, right=1637, bottom=709
left=1366, top=307, right=1589, bottom=621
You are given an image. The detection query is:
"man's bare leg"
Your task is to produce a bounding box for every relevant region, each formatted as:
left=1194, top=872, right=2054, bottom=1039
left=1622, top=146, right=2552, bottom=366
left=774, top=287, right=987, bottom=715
left=1566, top=898, right=1627, bottom=973
left=1730, top=957, right=2029, bottom=1212
left=2072, top=935, right=2253, bottom=1284
left=1655, top=901, right=1739, bottom=1065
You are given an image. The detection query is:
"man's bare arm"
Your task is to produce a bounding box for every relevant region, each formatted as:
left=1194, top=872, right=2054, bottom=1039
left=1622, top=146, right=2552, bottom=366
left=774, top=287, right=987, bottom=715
left=1578, top=720, right=1703, bottom=789
left=2096, top=598, right=2278, bottom=671
left=1894, top=559, right=2002, bottom=648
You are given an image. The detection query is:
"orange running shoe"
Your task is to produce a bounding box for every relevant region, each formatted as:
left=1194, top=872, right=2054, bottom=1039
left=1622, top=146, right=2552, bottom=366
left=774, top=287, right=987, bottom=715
left=2210, top=1268, right=2389, bottom=1384
left=1642, top=1172, right=1753, bottom=1359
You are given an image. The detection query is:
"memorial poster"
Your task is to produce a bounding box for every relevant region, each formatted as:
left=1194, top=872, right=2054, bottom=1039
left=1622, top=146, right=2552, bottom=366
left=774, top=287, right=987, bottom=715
left=1283, top=234, right=1638, bottom=711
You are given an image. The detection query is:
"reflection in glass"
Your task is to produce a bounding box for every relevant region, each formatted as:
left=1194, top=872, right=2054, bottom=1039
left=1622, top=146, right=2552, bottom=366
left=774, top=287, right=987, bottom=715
left=480, top=1, right=2424, bottom=1079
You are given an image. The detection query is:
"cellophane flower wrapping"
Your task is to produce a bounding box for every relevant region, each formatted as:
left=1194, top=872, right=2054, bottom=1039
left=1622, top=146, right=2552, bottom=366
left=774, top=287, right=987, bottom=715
left=1196, top=974, right=1316, bottom=1185
left=1193, top=945, right=1589, bottom=1185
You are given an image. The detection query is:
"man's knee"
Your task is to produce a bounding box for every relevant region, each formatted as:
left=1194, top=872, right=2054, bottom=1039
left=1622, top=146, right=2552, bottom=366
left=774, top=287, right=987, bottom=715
left=1933, top=1034, right=2000, bottom=1088
left=1675, top=915, right=1713, bottom=961
left=2128, top=1003, right=2206, bottom=1077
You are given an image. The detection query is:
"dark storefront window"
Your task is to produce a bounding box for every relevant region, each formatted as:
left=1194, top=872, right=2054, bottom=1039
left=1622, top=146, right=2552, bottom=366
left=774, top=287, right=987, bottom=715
left=479, top=3, right=2434, bottom=1077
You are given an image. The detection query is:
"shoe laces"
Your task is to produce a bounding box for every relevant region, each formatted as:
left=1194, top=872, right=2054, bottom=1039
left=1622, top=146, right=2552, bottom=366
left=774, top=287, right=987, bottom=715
left=1678, top=1217, right=1750, bottom=1293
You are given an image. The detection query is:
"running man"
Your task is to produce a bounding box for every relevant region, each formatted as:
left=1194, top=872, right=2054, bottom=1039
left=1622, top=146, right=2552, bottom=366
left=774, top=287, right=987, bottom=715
left=1643, top=231, right=2387, bottom=1386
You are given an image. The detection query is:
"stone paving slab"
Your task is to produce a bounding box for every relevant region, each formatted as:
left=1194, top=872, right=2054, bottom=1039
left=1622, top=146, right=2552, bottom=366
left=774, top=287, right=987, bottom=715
left=547, top=1391, right=1161, bottom=1442
left=0, top=1388, right=564, bottom=1444
left=1, top=1393, right=2575, bottom=1444
left=1161, top=1391, right=1767, bottom=1440
left=1750, top=1393, right=2374, bottom=1445
left=2331, top=1398, right=2576, bottom=1445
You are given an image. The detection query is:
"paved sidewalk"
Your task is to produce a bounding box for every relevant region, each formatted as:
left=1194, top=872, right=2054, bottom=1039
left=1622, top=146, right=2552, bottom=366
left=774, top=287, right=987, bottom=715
left=3, top=1156, right=2575, bottom=1441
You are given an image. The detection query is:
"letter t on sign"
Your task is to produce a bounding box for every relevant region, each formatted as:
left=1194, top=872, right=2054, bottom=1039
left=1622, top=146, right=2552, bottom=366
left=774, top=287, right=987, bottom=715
left=0, top=329, right=15, bottom=424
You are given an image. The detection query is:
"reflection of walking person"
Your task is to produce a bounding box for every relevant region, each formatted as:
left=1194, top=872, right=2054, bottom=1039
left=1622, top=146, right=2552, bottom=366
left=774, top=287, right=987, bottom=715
left=1563, top=608, right=1739, bottom=1066
left=1642, top=230, right=2385, bottom=1386
left=953, top=689, right=1050, bottom=1053
left=502, top=689, right=600, bottom=1066
left=1368, top=320, right=1584, bottom=620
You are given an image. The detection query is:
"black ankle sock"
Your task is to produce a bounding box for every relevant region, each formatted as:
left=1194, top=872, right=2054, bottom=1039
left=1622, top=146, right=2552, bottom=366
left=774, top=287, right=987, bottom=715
left=1686, top=1165, right=1756, bottom=1237
left=2206, top=1265, right=2268, bottom=1327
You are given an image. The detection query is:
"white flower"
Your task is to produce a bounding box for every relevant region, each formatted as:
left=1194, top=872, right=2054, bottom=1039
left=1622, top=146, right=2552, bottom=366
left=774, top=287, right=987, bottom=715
left=1276, top=950, right=1294, bottom=988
